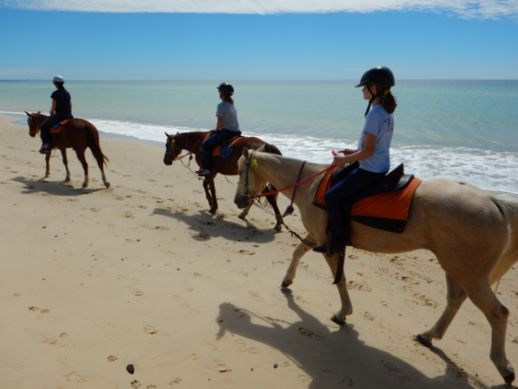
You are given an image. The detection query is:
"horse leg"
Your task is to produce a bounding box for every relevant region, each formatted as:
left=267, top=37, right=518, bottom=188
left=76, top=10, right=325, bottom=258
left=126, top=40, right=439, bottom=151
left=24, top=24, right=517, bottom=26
left=44, top=152, right=51, bottom=179
left=465, top=281, right=514, bottom=384
left=416, top=273, right=467, bottom=346
left=207, top=177, right=218, bottom=214
left=90, top=145, right=110, bottom=188
left=323, top=252, right=352, bottom=325
left=202, top=178, right=216, bottom=214
left=238, top=204, right=252, bottom=220
left=74, top=149, right=89, bottom=188
left=60, top=149, right=70, bottom=183
left=281, top=237, right=314, bottom=289
left=265, top=191, right=283, bottom=232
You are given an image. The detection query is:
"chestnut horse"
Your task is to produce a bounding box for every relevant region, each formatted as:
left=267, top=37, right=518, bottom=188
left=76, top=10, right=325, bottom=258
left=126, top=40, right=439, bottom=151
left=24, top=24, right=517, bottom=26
left=234, top=149, right=518, bottom=384
left=163, top=131, right=283, bottom=230
left=25, top=112, right=110, bottom=189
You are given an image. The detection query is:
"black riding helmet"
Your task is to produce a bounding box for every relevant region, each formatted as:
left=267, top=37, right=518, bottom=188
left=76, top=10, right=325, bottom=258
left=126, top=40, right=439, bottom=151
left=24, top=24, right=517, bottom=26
left=217, top=82, right=234, bottom=95
left=355, top=66, right=395, bottom=116
left=355, top=66, right=395, bottom=89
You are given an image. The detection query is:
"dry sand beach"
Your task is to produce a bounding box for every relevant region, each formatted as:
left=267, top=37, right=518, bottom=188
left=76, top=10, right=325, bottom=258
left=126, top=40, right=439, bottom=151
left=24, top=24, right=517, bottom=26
left=0, top=114, right=517, bottom=389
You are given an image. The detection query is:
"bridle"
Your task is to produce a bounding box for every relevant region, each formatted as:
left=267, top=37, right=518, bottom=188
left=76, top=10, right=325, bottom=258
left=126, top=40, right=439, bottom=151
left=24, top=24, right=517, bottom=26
left=165, top=137, right=182, bottom=162
left=165, top=132, right=208, bottom=163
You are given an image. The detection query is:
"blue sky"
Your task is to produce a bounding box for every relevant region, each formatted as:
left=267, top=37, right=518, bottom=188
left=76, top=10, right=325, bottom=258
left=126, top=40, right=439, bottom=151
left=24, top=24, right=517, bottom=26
left=1, top=1, right=517, bottom=80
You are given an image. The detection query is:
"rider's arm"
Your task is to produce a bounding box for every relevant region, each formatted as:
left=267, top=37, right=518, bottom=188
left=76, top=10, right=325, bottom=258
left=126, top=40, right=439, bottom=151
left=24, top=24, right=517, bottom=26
left=332, top=133, right=376, bottom=166
left=213, top=116, right=223, bottom=131
left=50, top=99, right=57, bottom=116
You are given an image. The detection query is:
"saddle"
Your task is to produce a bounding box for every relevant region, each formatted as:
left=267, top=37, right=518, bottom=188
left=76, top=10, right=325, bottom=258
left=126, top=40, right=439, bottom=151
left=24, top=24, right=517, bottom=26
left=314, top=163, right=422, bottom=233
left=49, top=119, right=72, bottom=134
left=202, top=132, right=261, bottom=160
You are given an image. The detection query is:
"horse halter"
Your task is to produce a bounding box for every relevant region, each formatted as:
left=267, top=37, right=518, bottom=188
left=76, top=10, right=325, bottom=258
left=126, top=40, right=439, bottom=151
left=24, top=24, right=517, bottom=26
left=165, top=137, right=181, bottom=162
left=27, top=114, right=39, bottom=136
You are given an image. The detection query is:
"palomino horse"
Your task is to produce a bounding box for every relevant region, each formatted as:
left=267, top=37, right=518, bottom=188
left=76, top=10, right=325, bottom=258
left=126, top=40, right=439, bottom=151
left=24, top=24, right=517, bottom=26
left=234, top=149, right=518, bottom=385
left=25, top=112, right=110, bottom=189
left=163, top=131, right=284, bottom=231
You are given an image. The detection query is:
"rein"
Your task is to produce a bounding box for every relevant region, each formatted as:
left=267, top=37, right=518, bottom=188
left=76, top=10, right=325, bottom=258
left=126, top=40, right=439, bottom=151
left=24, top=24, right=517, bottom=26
left=249, top=161, right=335, bottom=199
left=243, top=154, right=334, bottom=248
left=170, top=132, right=208, bottom=161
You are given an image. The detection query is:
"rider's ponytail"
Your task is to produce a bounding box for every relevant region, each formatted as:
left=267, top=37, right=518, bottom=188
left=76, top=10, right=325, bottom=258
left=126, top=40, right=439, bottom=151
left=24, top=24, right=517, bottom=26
left=221, top=92, right=234, bottom=105
left=378, top=89, right=397, bottom=114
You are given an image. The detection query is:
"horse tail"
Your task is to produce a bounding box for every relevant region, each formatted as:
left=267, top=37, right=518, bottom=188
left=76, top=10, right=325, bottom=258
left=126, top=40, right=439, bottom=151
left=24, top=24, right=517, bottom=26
left=86, top=122, right=109, bottom=166
left=490, top=196, right=518, bottom=284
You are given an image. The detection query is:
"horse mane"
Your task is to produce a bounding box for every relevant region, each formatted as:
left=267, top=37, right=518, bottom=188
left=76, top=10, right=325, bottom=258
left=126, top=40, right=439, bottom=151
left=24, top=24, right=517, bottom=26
left=262, top=142, right=282, bottom=156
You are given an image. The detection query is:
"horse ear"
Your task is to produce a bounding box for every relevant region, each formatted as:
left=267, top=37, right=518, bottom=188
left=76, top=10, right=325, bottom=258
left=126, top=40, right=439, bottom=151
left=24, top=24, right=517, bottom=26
left=24, top=111, right=30, bottom=116
left=164, top=131, right=171, bottom=138
left=243, top=148, right=250, bottom=158
left=257, top=144, right=266, bottom=152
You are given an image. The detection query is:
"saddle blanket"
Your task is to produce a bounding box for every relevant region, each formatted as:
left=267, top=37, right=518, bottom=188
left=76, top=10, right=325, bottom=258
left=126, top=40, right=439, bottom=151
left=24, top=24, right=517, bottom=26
left=202, top=133, right=261, bottom=159
left=314, top=166, right=422, bottom=233
left=49, top=119, right=72, bottom=134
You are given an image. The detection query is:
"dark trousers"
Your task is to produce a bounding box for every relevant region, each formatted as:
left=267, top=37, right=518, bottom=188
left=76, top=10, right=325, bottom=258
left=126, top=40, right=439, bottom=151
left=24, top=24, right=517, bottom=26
left=324, top=167, right=385, bottom=250
left=201, top=129, right=240, bottom=169
left=40, top=114, right=71, bottom=144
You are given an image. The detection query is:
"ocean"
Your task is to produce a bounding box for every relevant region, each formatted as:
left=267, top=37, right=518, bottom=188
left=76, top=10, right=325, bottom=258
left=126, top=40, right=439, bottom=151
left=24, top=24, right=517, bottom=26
left=1, top=80, right=517, bottom=193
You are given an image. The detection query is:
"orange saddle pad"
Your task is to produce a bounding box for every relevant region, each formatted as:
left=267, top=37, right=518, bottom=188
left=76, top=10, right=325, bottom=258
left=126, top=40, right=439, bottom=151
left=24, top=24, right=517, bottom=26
left=314, top=167, right=422, bottom=232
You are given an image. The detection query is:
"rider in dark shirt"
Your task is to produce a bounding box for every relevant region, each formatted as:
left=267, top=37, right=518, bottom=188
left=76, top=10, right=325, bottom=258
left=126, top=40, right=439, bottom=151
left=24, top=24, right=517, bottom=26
left=39, top=75, right=73, bottom=153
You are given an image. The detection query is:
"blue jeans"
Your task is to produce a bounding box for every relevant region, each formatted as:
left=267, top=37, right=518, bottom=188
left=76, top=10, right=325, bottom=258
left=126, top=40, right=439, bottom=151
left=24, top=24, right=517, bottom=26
left=201, top=129, right=240, bottom=169
left=324, top=167, right=385, bottom=249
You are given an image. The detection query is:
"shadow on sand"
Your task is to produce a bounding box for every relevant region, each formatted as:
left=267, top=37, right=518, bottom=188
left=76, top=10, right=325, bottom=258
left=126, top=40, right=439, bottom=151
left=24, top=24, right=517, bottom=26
left=153, top=207, right=277, bottom=244
left=216, top=290, right=495, bottom=389
left=12, top=176, right=103, bottom=196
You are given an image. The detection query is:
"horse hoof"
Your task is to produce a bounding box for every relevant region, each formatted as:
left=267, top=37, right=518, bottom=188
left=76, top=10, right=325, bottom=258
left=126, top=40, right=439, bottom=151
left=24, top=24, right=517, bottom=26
left=104, top=182, right=111, bottom=188
left=331, top=314, right=346, bottom=326
left=281, top=280, right=292, bottom=289
left=274, top=224, right=282, bottom=232
left=280, top=286, right=292, bottom=295
left=415, top=334, right=433, bottom=348
left=501, top=366, right=515, bottom=385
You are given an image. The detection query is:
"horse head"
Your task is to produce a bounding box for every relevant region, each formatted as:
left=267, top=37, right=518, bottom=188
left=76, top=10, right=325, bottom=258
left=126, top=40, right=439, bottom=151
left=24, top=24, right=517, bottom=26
left=25, top=111, right=46, bottom=137
left=163, top=132, right=183, bottom=165
left=234, top=146, right=267, bottom=209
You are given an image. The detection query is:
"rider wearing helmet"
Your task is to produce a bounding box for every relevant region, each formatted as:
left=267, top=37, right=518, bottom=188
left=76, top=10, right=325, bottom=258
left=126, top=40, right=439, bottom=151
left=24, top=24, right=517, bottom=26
left=39, top=75, right=73, bottom=153
left=313, top=66, right=397, bottom=255
left=197, top=83, right=241, bottom=177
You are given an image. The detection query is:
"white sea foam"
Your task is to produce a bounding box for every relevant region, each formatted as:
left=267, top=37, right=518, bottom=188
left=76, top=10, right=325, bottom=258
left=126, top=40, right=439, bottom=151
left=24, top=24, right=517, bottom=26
left=6, top=111, right=518, bottom=194
left=90, top=117, right=518, bottom=194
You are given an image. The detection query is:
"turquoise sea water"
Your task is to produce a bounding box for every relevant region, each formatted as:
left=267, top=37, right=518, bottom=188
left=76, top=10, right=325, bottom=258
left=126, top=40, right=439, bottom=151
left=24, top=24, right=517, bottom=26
left=1, top=80, right=518, bottom=192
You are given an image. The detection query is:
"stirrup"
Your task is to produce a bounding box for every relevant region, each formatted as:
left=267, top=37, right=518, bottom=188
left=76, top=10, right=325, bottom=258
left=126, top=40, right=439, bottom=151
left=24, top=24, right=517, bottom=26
left=196, top=168, right=210, bottom=177
left=39, top=144, right=51, bottom=154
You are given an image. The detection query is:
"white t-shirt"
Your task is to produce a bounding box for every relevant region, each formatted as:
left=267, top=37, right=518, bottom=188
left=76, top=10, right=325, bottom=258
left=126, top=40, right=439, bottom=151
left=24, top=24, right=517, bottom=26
left=216, top=101, right=240, bottom=133
left=358, top=104, right=394, bottom=173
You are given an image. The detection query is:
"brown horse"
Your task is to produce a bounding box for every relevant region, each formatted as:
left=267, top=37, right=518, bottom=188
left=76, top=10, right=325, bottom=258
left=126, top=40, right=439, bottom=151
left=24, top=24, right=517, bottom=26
left=25, top=112, right=110, bottom=189
left=163, top=131, right=283, bottom=230
left=234, top=149, right=518, bottom=384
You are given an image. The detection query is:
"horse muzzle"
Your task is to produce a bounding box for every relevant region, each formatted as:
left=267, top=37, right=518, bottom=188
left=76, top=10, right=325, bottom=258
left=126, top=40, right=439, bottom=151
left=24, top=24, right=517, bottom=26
left=234, top=194, right=251, bottom=209
left=163, top=156, right=173, bottom=166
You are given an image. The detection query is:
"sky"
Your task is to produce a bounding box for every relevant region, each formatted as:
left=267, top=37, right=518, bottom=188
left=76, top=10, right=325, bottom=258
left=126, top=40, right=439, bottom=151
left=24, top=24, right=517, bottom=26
left=0, top=0, right=517, bottom=80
